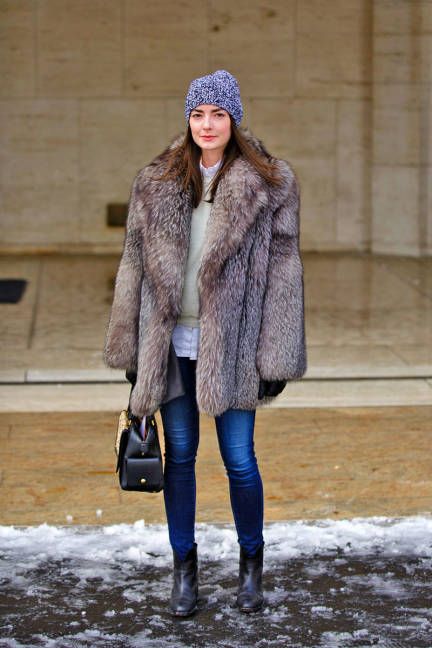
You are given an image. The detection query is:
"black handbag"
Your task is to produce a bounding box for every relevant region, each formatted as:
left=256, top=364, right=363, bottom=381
left=115, top=403, right=164, bottom=493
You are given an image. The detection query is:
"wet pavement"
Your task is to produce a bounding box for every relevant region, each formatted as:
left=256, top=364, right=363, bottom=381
left=1, top=519, right=431, bottom=647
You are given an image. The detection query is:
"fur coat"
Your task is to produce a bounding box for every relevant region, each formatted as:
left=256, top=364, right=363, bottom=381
left=103, top=128, right=307, bottom=417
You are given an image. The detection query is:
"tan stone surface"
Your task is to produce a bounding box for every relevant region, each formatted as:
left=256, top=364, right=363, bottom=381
left=37, top=0, right=122, bottom=96
left=394, top=345, right=432, bottom=373
left=297, top=0, right=369, bottom=35
left=366, top=256, right=432, bottom=299
left=293, top=158, right=337, bottom=249
left=374, top=0, right=432, bottom=34
left=0, top=348, right=108, bottom=374
left=124, top=0, right=207, bottom=96
left=371, top=1, right=431, bottom=258
left=0, top=0, right=35, bottom=97
left=343, top=308, right=431, bottom=348
left=2, top=376, right=432, bottom=412
left=0, top=99, right=80, bottom=245
left=1, top=406, right=431, bottom=526
left=307, top=345, right=411, bottom=378
left=165, top=98, right=188, bottom=142
left=372, top=166, right=421, bottom=255
left=78, top=99, right=168, bottom=244
left=305, top=254, right=376, bottom=310
left=0, top=383, right=131, bottom=413
left=25, top=368, right=120, bottom=382
left=296, top=30, right=371, bottom=100
left=374, top=82, right=425, bottom=110
left=374, top=34, right=431, bottom=84
left=248, top=98, right=336, bottom=159
left=30, top=256, right=111, bottom=350
left=314, top=256, right=432, bottom=343
left=336, top=99, right=370, bottom=249
left=374, top=104, right=421, bottom=166
left=275, top=378, right=432, bottom=408
left=427, top=166, right=432, bottom=255
left=208, top=0, right=295, bottom=97
left=0, top=256, right=38, bottom=351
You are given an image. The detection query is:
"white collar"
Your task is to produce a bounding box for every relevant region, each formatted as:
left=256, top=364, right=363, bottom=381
left=200, top=157, right=223, bottom=178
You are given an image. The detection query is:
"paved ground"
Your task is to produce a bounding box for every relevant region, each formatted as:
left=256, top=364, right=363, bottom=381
left=1, top=406, right=432, bottom=526
left=1, top=519, right=431, bottom=647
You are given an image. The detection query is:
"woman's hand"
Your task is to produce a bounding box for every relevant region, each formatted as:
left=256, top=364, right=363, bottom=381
left=125, top=369, right=137, bottom=387
left=258, top=378, right=287, bottom=399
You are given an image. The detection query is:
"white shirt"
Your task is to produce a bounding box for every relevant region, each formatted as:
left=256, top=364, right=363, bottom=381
left=172, top=324, right=201, bottom=360
left=171, top=156, right=222, bottom=359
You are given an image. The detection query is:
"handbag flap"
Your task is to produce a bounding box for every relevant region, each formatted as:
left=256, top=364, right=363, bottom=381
left=121, top=457, right=164, bottom=492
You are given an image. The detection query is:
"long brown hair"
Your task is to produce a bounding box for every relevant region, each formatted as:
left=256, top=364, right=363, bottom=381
left=152, top=117, right=284, bottom=208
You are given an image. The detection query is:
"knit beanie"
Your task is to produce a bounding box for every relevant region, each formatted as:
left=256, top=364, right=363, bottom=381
left=184, top=70, right=243, bottom=126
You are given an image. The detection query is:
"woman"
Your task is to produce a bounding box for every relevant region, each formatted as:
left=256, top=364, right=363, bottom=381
left=104, top=70, right=307, bottom=616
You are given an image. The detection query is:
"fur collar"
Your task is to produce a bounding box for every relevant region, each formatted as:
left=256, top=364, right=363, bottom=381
left=140, top=126, right=293, bottom=211
left=133, top=128, right=294, bottom=319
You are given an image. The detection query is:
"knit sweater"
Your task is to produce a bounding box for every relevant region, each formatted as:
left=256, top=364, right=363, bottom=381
left=176, top=157, right=222, bottom=327
left=172, top=156, right=222, bottom=358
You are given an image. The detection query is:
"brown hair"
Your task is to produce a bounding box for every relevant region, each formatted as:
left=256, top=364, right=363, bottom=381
left=152, top=117, right=284, bottom=208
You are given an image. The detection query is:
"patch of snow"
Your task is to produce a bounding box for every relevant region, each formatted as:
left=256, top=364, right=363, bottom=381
left=311, top=605, right=333, bottom=615
left=0, top=515, right=431, bottom=583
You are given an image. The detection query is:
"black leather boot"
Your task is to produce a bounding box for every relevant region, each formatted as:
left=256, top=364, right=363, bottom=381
left=169, top=543, right=198, bottom=617
left=236, top=543, right=264, bottom=613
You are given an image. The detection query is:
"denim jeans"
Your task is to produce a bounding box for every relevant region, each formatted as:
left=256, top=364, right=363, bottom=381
left=159, top=356, right=264, bottom=561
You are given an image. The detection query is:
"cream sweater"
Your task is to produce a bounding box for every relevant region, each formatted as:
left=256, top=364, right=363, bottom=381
left=176, top=158, right=222, bottom=328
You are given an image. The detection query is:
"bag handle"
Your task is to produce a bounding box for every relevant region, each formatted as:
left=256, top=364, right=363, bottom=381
left=126, top=371, right=157, bottom=440
left=126, top=376, right=141, bottom=424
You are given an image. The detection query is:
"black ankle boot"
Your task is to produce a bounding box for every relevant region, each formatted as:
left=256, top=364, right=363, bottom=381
left=236, top=543, right=264, bottom=613
left=169, top=543, right=198, bottom=617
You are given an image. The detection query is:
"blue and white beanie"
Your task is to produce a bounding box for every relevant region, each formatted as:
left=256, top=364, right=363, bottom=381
left=184, top=70, right=243, bottom=126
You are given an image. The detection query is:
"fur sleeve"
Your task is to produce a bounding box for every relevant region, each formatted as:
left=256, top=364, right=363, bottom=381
left=103, top=173, right=144, bottom=371
left=255, top=172, right=307, bottom=381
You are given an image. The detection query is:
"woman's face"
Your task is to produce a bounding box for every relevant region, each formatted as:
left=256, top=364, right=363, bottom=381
left=189, top=104, right=231, bottom=158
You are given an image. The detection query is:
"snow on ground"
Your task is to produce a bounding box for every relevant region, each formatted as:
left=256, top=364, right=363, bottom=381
left=1, top=514, right=431, bottom=569
left=0, top=515, right=431, bottom=647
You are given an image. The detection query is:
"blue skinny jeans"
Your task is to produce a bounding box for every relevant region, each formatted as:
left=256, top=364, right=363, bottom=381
left=159, top=356, right=264, bottom=561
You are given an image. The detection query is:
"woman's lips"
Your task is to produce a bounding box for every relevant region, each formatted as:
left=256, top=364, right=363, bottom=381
left=201, top=135, right=216, bottom=140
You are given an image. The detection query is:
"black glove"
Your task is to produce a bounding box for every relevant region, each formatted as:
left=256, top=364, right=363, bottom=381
left=125, top=369, right=137, bottom=387
left=258, top=378, right=287, bottom=399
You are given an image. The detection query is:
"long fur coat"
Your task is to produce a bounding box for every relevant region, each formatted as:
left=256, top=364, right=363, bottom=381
left=103, top=128, right=307, bottom=417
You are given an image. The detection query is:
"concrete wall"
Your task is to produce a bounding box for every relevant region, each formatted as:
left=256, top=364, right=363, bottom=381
left=0, top=0, right=430, bottom=255
left=372, top=1, right=432, bottom=256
